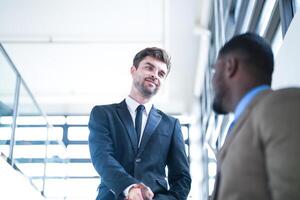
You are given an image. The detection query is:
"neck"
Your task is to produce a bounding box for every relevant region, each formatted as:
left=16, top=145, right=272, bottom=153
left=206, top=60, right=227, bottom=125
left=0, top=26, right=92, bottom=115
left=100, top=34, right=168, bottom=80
left=231, top=82, right=267, bottom=112
left=129, top=90, right=152, bottom=104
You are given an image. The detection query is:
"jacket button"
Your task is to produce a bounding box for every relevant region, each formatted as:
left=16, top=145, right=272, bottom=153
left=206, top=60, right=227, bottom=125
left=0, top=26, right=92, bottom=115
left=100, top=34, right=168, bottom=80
left=135, top=158, right=141, bottom=163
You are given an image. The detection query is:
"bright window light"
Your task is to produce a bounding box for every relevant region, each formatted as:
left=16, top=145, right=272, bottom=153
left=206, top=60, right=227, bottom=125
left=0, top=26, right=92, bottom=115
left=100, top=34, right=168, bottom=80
left=47, top=127, right=63, bottom=141
left=16, top=163, right=45, bottom=177
left=0, top=127, right=12, bottom=140
left=0, top=145, right=9, bottom=156
left=45, top=163, right=68, bottom=177
left=256, top=0, right=277, bottom=36
left=0, top=116, right=13, bottom=124
left=42, top=179, right=68, bottom=198
left=16, top=116, right=47, bottom=125
left=67, top=163, right=98, bottom=177
left=66, top=178, right=99, bottom=199
left=66, top=116, right=89, bottom=125
left=67, top=144, right=90, bottom=158
left=68, top=127, right=89, bottom=141
left=208, top=162, right=217, bottom=177
left=272, top=24, right=283, bottom=56
left=181, top=126, right=189, bottom=141
left=209, top=178, right=216, bottom=195
left=15, top=127, right=48, bottom=141
left=47, top=116, right=66, bottom=125
left=14, top=145, right=47, bottom=158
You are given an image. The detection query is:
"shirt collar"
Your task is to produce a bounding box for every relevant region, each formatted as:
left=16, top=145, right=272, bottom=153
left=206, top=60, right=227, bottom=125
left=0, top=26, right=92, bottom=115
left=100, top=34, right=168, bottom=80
left=234, top=85, right=270, bottom=121
left=125, top=96, right=152, bottom=115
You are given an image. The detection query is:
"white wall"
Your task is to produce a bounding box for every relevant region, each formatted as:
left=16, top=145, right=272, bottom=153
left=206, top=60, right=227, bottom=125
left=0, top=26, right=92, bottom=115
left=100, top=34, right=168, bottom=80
left=272, top=10, right=300, bottom=89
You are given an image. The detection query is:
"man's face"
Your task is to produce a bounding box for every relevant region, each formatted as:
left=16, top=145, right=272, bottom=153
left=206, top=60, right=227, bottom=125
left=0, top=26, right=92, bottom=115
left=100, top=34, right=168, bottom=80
left=212, top=56, right=229, bottom=114
left=131, top=56, right=168, bottom=98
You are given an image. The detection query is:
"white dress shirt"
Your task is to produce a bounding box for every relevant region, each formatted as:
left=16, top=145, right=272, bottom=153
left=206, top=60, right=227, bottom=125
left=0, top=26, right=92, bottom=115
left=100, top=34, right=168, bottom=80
left=123, top=96, right=153, bottom=196
left=125, top=96, right=152, bottom=147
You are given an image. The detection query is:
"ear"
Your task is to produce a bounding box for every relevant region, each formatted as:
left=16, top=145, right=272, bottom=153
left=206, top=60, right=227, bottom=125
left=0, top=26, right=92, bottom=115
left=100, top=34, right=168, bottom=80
left=225, top=56, right=238, bottom=78
left=130, top=66, right=136, bottom=75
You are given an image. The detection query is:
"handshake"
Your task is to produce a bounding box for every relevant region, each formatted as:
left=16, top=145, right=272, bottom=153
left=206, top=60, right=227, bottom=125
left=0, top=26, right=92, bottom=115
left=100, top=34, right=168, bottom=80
left=125, top=183, right=154, bottom=200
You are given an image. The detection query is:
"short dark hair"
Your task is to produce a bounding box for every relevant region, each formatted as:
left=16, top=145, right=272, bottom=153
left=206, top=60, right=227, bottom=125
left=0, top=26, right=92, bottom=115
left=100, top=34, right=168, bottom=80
left=219, top=32, right=274, bottom=85
left=133, top=47, right=171, bottom=74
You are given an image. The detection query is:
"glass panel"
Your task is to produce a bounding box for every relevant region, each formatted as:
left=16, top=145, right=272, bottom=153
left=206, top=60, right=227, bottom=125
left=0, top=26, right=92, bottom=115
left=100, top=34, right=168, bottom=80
left=293, top=0, right=300, bottom=12
left=240, top=0, right=256, bottom=32
left=15, top=127, right=48, bottom=141
left=39, top=179, right=68, bottom=199
left=272, top=24, right=283, bottom=56
left=67, top=163, right=98, bottom=177
left=17, top=84, right=41, bottom=116
left=17, top=163, right=45, bottom=177
left=0, top=45, right=68, bottom=198
left=256, top=0, right=277, bottom=36
left=68, top=127, right=89, bottom=141
left=208, top=178, right=215, bottom=195
left=0, top=48, right=17, bottom=157
left=47, top=116, right=66, bottom=124
left=14, top=85, right=46, bottom=154
left=47, top=126, right=63, bottom=141
left=66, top=116, right=89, bottom=125
left=65, top=178, right=99, bottom=199
left=0, top=49, right=16, bottom=117
left=181, top=126, right=189, bottom=141
left=208, top=162, right=217, bottom=177
left=67, top=144, right=90, bottom=158
left=0, top=144, right=9, bottom=156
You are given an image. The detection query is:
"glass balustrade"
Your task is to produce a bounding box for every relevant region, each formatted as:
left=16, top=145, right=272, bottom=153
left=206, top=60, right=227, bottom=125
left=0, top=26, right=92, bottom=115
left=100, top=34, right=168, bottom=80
left=0, top=43, right=68, bottom=199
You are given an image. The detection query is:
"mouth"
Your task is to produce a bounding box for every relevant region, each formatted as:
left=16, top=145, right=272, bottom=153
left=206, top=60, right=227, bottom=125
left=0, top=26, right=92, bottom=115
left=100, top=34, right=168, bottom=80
left=145, top=78, right=158, bottom=87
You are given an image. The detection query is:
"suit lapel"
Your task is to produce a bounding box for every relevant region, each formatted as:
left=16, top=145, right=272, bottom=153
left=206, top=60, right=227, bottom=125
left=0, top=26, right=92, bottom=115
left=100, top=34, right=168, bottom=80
left=218, top=90, right=271, bottom=161
left=116, top=100, right=138, bottom=154
left=138, top=106, right=162, bottom=155
left=213, top=90, right=271, bottom=200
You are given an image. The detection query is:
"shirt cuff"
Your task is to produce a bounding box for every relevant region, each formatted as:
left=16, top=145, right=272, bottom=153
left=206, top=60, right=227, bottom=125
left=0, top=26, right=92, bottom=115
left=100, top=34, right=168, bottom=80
left=123, top=184, right=138, bottom=197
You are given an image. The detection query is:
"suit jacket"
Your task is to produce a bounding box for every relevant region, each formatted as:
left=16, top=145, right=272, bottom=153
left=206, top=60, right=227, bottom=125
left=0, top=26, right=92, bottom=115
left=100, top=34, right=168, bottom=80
left=212, top=88, right=300, bottom=200
left=88, top=100, right=191, bottom=200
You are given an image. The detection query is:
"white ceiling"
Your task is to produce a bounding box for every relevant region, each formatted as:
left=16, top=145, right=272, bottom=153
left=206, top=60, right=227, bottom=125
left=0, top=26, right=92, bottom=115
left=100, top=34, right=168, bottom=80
left=0, top=0, right=211, bottom=115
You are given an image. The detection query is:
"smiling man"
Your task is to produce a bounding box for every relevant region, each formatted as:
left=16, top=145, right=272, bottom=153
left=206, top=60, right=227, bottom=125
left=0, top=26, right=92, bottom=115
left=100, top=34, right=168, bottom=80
left=88, top=47, right=191, bottom=200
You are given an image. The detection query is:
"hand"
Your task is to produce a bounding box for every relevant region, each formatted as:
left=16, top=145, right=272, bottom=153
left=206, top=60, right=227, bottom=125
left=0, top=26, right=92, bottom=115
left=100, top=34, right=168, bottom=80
left=139, top=183, right=154, bottom=200
left=126, top=186, right=143, bottom=200
left=126, top=183, right=153, bottom=200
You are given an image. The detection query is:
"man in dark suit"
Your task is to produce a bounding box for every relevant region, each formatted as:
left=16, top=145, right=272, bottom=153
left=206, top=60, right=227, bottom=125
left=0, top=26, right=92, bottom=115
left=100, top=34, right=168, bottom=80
left=211, top=33, right=300, bottom=200
left=88, top=47, right=191, bottom=200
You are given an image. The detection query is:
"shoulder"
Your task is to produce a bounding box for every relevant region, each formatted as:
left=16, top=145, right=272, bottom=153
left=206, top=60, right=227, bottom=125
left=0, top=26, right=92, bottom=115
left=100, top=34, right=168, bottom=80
left=89, top=101, right=123, bottom=116
left=256, top=88, right=300, bottom=110
left=252, top=88, right=300, bottom=138
left=153, top=107, right=178, bottom=123
left=91, top=103, right=118, bottom=111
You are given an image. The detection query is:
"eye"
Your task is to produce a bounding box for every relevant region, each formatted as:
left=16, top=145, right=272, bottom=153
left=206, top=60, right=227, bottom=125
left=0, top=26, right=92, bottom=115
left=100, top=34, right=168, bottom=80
left=158, top=71, right=166, bottom=78
left=145, top=65, right=154, bottom=71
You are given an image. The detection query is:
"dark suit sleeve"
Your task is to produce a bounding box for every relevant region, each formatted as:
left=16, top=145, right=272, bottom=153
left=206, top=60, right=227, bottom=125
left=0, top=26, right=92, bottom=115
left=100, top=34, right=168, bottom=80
left=88, top=106, right=138, bottom=197
left=166, top=119, right=191, bottom=200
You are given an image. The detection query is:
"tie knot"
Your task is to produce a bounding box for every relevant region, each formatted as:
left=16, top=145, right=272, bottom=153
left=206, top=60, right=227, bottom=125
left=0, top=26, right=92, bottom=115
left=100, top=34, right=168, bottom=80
left=136, top=105, right=145, bottom=112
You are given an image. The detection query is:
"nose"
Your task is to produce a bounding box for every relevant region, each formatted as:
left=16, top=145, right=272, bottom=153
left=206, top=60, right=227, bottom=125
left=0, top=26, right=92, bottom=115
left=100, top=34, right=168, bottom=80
left=149, top=71, right=158, bottom=79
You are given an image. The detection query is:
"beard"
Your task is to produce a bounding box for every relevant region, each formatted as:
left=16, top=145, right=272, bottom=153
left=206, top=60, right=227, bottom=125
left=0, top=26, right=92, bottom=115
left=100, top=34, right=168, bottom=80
left=134, top=78, right=158, bottom=98
left=212, top=93, right=228, bottom=115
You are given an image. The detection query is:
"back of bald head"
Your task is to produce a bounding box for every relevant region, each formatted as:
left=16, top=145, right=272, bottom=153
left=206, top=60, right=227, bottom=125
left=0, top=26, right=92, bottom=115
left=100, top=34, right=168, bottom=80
left=219, top=32, right=274, bottom=85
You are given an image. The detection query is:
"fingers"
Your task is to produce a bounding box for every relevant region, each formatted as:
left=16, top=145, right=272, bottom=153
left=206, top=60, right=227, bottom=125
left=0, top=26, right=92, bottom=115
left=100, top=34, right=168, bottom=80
left=138, top=183, right=154, bottom=200
left=126, top=183, right=153, bottom=200
left=127, top=186, right=144, bottom=200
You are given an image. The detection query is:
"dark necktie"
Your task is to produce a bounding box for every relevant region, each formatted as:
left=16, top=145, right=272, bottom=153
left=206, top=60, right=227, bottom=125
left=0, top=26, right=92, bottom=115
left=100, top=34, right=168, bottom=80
left=135, top=105, right=145, bottom=147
